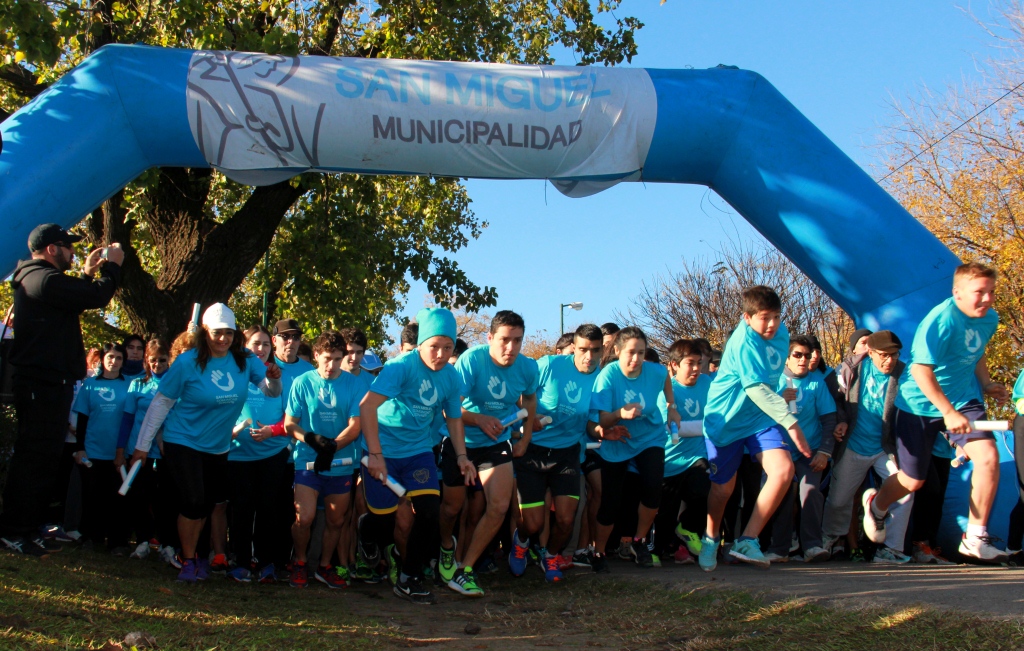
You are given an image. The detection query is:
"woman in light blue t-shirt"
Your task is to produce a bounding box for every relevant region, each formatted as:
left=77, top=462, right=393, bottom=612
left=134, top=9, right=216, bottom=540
left=588, top=327, right=680, bottom=572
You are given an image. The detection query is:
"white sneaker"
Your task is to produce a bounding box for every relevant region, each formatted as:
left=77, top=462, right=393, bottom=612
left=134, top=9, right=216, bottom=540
left=129, top=541, right=150, bottom=559
left=764, top=552, right=789, bottom=563
left=958, top=534, right=1009, bottom=563
left=872, top=546, right=910, bottom=564
left=821, top=534, right=840, bottom=553
left=861, top=488, right=887, bottom=543
left=804, top=546, right=830, bottom=563
left=159, top=545, right=182, bottom=569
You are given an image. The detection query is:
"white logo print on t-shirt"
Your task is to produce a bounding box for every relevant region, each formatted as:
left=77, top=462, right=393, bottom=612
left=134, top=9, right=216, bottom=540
left=419, top=379, right=438, bottom=406
left=564, top=380, right=582, bottom=404
left=965, top=329, right=983, bottom=354
left=487, top=376, right=507, bottom=400
left=210, top=369, right=235, bottom=392
left=318, top=386, right=337, bottom=409
left=683, top=397, right=700, bottom=418
left=766, top=347, right=783, bottom=370
left=623, top=389, right=646, bottom=411
left=96, top=387, right=116, bottom=402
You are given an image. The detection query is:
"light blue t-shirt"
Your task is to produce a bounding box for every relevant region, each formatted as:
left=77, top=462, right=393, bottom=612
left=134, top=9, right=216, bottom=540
left=287, top=370, right=363, bottom=476
left=659, top=375, right=710, bottom=477
left=847, top=358, right=888, bottom=457
left=456, top=345, right=539, bottom=449
left=230, top=381, right=288, bottom=462
left=704, top=320, right=790, bottom=446
left=776, top=371, right=835, bottom=458
left=160, top=349, right=268, bottom=455
left=275, top=355, right=315, bottom=401
left=896, top=297, right=998, bottom=418
left=591, top=360, right=669, bottom=463
left=371, top=350, right=463, bottom=458
left=348, top=370, right=373, bottom=452
left=534, top=354, right=598, bottom=449
left=123, top=375, right=163, bottom=459
left=72, top=376, right=131, bottom=461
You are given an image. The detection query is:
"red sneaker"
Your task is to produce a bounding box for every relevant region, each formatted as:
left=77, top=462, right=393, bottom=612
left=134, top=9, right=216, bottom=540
left=289, top=561, right=308, bottom=588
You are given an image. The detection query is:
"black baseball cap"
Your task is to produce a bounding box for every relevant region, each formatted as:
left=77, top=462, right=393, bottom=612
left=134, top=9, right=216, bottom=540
left=28, top=224, right=83, bottom=252
left=273, top=318, right=301, bottom=336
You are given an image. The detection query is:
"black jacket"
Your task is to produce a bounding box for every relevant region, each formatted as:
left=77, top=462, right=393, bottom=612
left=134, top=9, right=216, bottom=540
left=8, top=258, right=121, bottom=383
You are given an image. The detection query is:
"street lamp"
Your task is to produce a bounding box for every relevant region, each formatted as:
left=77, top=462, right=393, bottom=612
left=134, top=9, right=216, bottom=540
left=560, top=301, right=583, bottom=334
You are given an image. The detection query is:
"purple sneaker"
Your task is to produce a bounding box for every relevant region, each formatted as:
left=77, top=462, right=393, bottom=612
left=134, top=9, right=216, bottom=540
left=196, top=557, right=210, bottom=581
left=177, top=558, right=198, bottom=583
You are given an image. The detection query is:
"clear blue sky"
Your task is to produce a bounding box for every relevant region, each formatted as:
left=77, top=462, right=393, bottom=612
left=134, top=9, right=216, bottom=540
left=390, top=1, right=996, bottom=342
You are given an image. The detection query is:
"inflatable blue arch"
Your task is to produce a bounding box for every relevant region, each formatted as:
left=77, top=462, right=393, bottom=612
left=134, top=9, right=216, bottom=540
left=0, top=45, right=1011, bottom=552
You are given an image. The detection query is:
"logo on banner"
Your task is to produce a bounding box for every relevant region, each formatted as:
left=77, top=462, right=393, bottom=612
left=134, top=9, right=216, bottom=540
left=419, top=379, right=438, bottom=406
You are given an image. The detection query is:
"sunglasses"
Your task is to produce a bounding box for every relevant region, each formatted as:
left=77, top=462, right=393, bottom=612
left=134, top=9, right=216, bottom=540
left=276, top=333, right=300, bottom=341
left=790, top=351, right=811, bottom=359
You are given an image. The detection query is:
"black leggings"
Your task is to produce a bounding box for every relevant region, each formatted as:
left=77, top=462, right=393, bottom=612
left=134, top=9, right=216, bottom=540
left=654, top=461, right=711, bottom=555
left=162, top=442, right=227, bottom=520
left=360, top=492, right=440, bottom=579
left=909, top=455, right=952, bottom=549
left=80, top=459, right=128, bottom=548
left=596, top=447, right=665, bottom=528
left=227, top=449, right=293, bottom=568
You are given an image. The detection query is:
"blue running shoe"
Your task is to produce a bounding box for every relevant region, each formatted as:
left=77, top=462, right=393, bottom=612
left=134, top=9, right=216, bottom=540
left=196, top=557, right=210, bottom=581
left=509, top=529, right=529, bottom=577
left=177, top=558, right=198, bottom=583
left=228, top=566, right=252, bottom=583
left=729, top=538, right=770, bottom=569
left=542, top=552, right=564, bottom=582
left=699, top=535, right=719, bottom=573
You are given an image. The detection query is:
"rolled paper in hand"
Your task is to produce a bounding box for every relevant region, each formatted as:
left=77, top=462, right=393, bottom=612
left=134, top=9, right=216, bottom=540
left=191, top=303, right=202, bottom=326
left=586, top=441, right=601, bottom=450
left=970, top=420, right=1009, bottom=432
left=119, top=465, right=128, bottom=481
left=500, top=408, right=530, bottom=429
left=361, top=456, right=406, bottom=497
left=538, top=415, right=553, bottom=427
left=305, top=458, right=354, bottom=470
left=82, top=456, right=93, bottom=468
left=951, top=453, right=970, bottom=469
left=670, top=422, right=680, bottom=445
left=786, top=377, right=798, bottom=414
left=118, top=459, right=142, bottom=496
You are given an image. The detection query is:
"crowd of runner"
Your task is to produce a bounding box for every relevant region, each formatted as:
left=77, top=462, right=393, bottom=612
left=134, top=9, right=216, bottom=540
left=24, top=260, right=1024, bottom=604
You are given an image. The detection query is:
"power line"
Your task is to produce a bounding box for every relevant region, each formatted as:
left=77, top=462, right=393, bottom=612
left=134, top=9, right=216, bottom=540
left=877, top=78, right=1024, bottom=184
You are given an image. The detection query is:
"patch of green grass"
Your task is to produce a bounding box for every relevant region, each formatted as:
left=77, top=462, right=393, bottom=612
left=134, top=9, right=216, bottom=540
left=0, top=549, right=1020, bottom=650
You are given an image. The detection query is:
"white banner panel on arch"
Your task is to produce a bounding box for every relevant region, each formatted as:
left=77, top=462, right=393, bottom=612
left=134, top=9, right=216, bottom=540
left=185, top=52, right=658, bottom=196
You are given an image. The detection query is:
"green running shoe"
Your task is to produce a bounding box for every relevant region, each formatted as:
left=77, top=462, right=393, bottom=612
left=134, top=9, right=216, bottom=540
left=447, top=566, right=484, bottom=597
left=675, top=525, right=703, bottom=555
left=438, top=536, right=458, bottom=583
left=387, top=544, right=400, bottom=586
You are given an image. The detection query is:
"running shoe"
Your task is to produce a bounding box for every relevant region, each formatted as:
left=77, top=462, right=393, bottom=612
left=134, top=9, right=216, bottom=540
left=476, top=555, right=498, bottom=574
left=354, top=556, right=375, bottom=582
left=528, top=542, right=542, bottom=567
left=209, top=553, right=229, bottom=573
left=315, top=565, right=347, bottom=589
left=335, top=564, right=351, bottom=585
left=448, top=567, right=484, bottom=597
left=674, top=526, right=702, bottom=555
left=542, top=553, right=564, bottom=582
left=40, top=524, right=77, bottom=543
left=196, top=558, right=210, bottom=581
left=630, top=539, right=654, bottom=568
left=804, top=546, right=830, bottom=563
left=129, top=541, right=150, bottom=560
left=872, top=546, right=910, bottom=564
left=911, top=541, right=938, bottom=564
left=387, top=544, right=400, bottom=586
left=159, top=546, right=182, bottom=569
left=591, top=552, right=610, bottom=574
left=395, top=575, right=437, bottom=604
left=438, top=537, right=458, bottom=583
left=258, top=563, right=278, bottom=584
left=556, top=554, right=573, bottom=571
left=616, top=540, right=632, bottom=560
left=764, top=552, right=789, bottom=563
left=228, top=566, right=253, bottom=583
left=698, top=535, right=719, bottom=572
left=177, top=558, right=198, bottom=583
left=1, top=535, right=51, bottom=558
left=959, top=534, right=1010, bottom=563
left=729, top=538, right=770, bottom=569
left=148, top=537, right=161, bottom=552
left=673, top=546, right=695, bottom=565
left=509, top=529, right=530, bottom=576
left=861, top=488, right=887, bottom=544
left=289, top=561, right=309, bottom=588
left=821, top=535, right=840, bottom=554
left=571, top=549, right=593, bottom=568
left=849, top=547, right=865, bottom=562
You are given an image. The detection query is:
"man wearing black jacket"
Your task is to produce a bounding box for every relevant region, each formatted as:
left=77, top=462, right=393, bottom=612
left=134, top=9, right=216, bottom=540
left=0, top=224, right=123, bottom=556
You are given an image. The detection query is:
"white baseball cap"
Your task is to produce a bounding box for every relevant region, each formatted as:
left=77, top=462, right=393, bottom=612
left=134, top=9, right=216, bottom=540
left=202, top=303, right=237, bottom=331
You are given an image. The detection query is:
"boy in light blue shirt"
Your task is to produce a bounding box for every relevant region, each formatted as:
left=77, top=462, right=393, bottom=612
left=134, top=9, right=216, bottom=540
left=359, top=307, right=475, bottom=605
left=285, top=330, right=363, bottom=590
left=766, top=334, right=836, bottom=563
left=871, top=262, right=1009, bottom=563
left=700, top=286, right=811, bottom=571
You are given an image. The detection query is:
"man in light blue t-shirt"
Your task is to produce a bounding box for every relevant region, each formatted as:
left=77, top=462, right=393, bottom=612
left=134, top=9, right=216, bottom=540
left=359, top=308, right=476, bottom=605
left=284, top=330, right=363, bottom=590
left=700, top=286, right=811, bottom=572
left=509, top=323, right=603, bottom=583
left=439, top=310, right=538, bottom=597
left=272, top=318, right=315, bottom=399
left=871, top=263, right=1009, bottom=563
